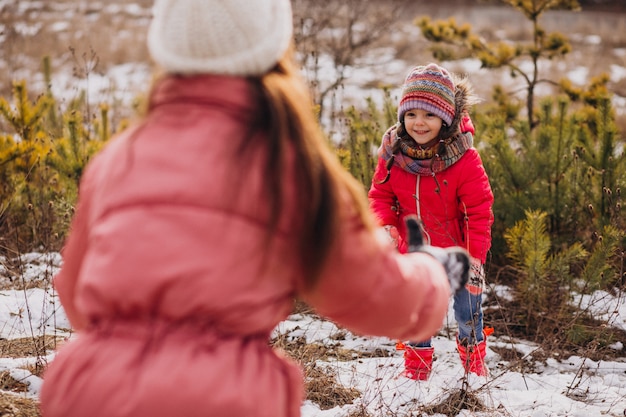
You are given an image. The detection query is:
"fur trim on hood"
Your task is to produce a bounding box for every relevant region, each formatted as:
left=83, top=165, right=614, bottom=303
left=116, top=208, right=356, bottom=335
left=438, top=75, right=481, bottom=140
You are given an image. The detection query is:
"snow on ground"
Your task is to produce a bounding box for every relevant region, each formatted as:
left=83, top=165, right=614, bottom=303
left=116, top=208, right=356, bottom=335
left=283, top=305, right=626, bottom=417
left=0, top=252, right=625, bottom=416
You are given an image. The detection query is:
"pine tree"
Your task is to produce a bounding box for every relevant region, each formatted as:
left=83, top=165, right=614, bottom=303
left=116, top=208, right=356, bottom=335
left=416, top=0, right=580, bottom=128
left=337, top=89, right=397, bottom=190
left=0, top=81, right=58, bottom=251
left=0, top=78, right=113, bottom=254
left=573, top=97, right=624, bottom=232
left=478, top=96, right=589, bottom=258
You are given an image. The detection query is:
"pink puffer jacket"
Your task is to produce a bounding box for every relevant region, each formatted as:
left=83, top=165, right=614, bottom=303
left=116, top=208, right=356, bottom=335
left=40, top=75, right=450, bottom=417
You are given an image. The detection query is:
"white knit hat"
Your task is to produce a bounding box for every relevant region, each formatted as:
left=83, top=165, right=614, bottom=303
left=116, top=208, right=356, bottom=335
left=147, top=0, right=293, bottom=76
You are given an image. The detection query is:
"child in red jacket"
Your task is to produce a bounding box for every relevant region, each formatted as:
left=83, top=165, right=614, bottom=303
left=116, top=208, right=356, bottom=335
left=369, top=63, right=494, bottom=380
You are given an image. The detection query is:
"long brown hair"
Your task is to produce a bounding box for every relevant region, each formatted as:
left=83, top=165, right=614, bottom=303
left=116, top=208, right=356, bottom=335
left=248, top=48, right=374, bottom=289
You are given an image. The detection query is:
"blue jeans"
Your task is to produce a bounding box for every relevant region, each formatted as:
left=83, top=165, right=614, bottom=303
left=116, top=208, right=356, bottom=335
left=408, top=285, right=484, bottom=348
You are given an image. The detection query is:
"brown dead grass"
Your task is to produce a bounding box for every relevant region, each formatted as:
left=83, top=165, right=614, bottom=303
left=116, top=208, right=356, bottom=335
left=305, top=365, right=361, bottom=410
left=271, top=333, right=362, bottom=408
left=0, top=392, right=39, bottom=417
left=419, top=389, right=487, bottom=417
left=0, top=372, right=29, bottom=395
left=0, top=336, right=60, bottom=360
left=271, top=325, right=391, bottom=410
left=0, top=336, right=66, bottom=417
left=0, top=344, right=44, bottom=416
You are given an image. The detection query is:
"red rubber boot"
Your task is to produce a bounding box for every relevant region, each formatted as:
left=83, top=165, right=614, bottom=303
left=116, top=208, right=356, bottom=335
left=402, top=346, right=434, bottom=381
left=457, top=338, right=488, bottom=376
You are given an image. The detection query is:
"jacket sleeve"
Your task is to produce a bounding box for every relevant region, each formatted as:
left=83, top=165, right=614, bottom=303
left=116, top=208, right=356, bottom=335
left=457, top=150, right=494, bottom=263
left=298, top=211, right=451, bottom=342
left=53, top=161, right=100, bottom=331
left=368, top=157, right=400, bottom=228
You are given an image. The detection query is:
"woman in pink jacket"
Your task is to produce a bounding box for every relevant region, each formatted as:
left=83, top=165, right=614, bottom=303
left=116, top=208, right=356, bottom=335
left=369, top=64, right=494, bottom=380
left=39, top=1, right=468, bottom=416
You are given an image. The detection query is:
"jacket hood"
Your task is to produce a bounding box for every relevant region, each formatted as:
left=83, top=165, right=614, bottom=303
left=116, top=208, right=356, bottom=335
left=438, top=76, right=481, bottom=140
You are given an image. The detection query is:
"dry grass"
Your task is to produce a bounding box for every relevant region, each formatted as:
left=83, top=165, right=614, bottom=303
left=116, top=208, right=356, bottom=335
left=0, top=392, right=39, bottom=417
left=271, top=332, right=364, bottom=409
left=0, top=336, right=60, bottom=360
left=0, top=337, right=53, bottom=417
left=0, top=372, right=29, bottom=395
left=305, top=365, right=362, bottom=411
left=419, top=389, right=487, bottom=417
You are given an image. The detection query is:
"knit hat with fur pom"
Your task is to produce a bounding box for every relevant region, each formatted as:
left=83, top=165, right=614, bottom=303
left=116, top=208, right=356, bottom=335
left=397, top=63, right=456, bottom=126
left=147, top=0, right=293, bottom=76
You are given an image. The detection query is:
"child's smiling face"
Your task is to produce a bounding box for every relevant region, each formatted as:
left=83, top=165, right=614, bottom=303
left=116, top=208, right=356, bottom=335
left=403, top=108, right=443, bottom=146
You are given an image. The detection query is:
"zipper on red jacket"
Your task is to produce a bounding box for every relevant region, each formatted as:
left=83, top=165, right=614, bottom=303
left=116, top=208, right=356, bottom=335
left=415, top=175, right=421, bottom=219
left=414, top=176, right=431, bottom=245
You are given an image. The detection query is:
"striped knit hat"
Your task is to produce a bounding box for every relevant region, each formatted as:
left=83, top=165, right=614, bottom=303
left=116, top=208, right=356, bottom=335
left=397, top=63, right=456, bottom=125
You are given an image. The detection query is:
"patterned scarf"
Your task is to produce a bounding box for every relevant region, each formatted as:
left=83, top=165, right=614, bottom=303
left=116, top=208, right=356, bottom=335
left=378, top=124, right=473, bottom=176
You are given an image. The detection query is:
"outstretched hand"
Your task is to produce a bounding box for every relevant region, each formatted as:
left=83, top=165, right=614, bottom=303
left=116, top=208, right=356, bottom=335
left=405, top=215, right=469, bottom=294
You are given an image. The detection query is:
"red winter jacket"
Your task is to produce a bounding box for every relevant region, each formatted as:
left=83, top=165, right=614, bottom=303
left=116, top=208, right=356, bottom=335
left=369, top=147, right=494, bottom=263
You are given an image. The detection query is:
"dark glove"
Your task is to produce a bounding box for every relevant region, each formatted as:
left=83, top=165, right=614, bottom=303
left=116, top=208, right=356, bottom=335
left=405, top=215, right=470, bottom=294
